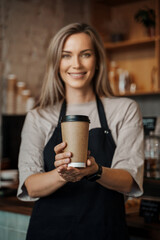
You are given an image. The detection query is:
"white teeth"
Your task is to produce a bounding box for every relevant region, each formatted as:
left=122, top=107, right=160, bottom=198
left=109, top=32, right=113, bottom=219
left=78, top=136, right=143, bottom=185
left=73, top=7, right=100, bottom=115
left=69, top=73, right=86, bottom=79
left=70, top=73, right=85, bottom=77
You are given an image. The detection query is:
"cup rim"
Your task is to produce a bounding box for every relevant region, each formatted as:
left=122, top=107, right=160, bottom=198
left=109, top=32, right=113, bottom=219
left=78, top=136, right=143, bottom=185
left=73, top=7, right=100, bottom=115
left=61, top=115, right=90, bottom=123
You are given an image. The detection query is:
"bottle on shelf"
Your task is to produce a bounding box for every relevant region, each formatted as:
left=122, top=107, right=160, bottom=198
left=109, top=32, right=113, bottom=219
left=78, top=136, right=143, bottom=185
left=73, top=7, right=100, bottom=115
left=6, top=75, right=35, bottom=114
left=21, top=89, right=31, bottom=114
left=21, top=89, right=35, bottom=113
left=151, top=66, right=158, bottom=92
left=26, top=96, right=35, bottom=112
left=118, top=69, right=133, bottom=94
left=144, top=131, right=160, bottom=179
left=16, top=81, right=26, bottom=114
left=108, top=61, right=119, bottom=95
left=6, top=74, right=17, bottom=114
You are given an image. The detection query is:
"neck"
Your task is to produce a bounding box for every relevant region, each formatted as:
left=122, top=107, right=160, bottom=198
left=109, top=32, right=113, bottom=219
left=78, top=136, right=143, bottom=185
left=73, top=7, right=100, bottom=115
left=65, top=87, right=95, bottom=104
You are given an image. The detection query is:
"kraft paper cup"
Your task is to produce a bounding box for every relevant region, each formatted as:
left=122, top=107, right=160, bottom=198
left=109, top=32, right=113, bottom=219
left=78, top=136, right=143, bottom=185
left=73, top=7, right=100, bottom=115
left=61, top=115, right=90, bottom=168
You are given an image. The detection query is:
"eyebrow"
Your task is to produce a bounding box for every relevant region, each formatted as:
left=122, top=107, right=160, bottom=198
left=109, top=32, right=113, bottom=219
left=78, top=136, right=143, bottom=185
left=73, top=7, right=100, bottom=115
left=62, top=49, right=94, bottom=53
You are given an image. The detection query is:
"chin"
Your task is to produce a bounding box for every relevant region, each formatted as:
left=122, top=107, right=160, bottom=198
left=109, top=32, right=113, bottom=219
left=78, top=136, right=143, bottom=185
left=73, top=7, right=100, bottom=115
left=69, top=83, right=90, bottom=90
left=66, top=79, right=92, bottom=89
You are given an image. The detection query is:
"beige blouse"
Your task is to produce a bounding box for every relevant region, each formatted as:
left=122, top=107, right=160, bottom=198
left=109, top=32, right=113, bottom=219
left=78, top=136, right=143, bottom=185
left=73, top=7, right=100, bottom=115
left=17, top=97, right=144, bottom=201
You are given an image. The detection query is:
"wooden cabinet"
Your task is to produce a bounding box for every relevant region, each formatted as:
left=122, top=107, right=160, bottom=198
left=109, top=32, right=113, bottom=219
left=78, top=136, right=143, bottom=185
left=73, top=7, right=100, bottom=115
left=91, top=0, right=160, bottom=96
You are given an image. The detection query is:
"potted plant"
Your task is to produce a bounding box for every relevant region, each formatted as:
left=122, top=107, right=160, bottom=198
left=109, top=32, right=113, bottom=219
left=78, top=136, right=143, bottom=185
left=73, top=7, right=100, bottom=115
left=134, top=7, right=155, bottom=36
left=107, top=17, right=127, bottom=42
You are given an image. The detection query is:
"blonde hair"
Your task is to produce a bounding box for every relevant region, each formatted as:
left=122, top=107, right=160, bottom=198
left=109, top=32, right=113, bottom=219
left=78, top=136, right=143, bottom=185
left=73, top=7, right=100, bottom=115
left=37, top=23, right=113, bottom=108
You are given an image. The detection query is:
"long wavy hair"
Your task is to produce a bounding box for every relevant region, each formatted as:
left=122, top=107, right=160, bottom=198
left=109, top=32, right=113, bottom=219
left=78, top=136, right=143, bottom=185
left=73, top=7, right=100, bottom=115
left=37, top=22, right=113, bottom=108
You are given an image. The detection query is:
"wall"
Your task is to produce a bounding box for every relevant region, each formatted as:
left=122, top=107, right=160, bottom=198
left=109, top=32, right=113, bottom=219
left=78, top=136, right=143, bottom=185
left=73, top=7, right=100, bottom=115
left=0, top=0, right=159, bottom=118
left=90, top=0, right=160, bottom=117
left=0, top=0, right=91, bottom=102
left=131, top=94, right=160, bottom=117
left=0, top=0, right=90, bottom=160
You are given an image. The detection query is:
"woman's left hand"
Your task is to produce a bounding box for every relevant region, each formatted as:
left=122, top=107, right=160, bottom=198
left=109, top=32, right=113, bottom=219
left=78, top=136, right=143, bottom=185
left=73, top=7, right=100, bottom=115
left=56, top=155, right=98, bottom=182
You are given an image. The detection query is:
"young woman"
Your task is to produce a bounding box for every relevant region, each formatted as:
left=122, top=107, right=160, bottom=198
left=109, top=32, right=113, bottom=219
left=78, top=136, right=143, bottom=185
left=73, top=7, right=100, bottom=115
left=17, top=23, right=144, bottom=240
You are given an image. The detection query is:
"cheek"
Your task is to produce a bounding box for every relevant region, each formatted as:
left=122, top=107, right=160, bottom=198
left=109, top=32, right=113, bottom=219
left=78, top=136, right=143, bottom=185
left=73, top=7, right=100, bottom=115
left=59, top=63, right=65, bottom=80
left=88, top=60, right=96, bottom=74
left=59, top=62, right=64, bottom=73
left=88, top=57, right=96, bottom=68
left=59, top=60, right=69, bottom=72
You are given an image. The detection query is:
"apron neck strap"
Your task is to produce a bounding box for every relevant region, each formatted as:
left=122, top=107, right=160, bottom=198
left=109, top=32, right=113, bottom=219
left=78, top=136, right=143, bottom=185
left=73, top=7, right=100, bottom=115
left=96, top=95, right=110, bottom=131
left=58, top=96, right=110, bottom=131
left=58, top=99, right=66, bottom=125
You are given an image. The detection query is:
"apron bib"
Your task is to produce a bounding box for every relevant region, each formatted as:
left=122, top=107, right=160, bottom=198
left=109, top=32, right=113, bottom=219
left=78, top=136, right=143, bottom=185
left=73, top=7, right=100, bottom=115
left=26, top=97, right=129, bottom=240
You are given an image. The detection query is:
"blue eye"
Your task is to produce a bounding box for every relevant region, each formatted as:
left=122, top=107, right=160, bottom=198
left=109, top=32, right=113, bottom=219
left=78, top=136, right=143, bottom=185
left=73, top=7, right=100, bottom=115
left=82, top=53, right=91, bottom=58
left=62, top=54, right=71, bottom=59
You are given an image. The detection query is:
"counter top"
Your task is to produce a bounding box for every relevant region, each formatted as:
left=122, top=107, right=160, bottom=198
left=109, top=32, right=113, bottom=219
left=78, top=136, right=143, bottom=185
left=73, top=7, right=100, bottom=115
left=0, top=195, right=160, bottom=239
left=0, top=195, right=140, bottom=216
left=0, top=195, right=33, bottom=216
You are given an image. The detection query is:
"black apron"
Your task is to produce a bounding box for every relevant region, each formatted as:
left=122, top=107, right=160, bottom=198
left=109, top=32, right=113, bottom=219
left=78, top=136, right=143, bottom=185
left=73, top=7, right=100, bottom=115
left=26, top=97, right=129, bottom=240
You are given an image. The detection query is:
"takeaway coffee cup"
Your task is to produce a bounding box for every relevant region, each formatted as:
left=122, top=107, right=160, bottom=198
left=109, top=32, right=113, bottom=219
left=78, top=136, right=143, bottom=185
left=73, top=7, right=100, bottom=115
left=61, top=115, right=90, bottom=168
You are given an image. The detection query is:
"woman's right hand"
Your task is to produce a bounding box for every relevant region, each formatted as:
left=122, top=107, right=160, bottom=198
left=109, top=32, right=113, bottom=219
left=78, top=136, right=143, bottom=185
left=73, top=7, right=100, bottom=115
left=54, top=142, right=72, bottom=169
left=54, top=143, right=99, bottom=182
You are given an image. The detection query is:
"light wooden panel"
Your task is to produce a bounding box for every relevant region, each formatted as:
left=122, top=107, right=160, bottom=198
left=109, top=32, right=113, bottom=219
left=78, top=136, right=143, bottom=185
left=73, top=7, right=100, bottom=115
left=91, top=0, right=160, bottom=95
left=107, top=0, right=156, bottom=40
left=108, top=44, right=156, bottom=91
left=156, top=0, right=160, bottom=88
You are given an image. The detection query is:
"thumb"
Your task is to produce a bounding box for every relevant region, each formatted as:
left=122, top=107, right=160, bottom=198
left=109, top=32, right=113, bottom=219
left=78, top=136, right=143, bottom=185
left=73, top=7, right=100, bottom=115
left=87, top=159, right=92, bottom=166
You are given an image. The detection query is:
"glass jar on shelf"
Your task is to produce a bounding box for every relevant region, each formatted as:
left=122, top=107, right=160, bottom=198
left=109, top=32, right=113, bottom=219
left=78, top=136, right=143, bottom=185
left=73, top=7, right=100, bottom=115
left=108, top=61, right=119, bottom=95
left=6, top=74, right=17, bottom=114
left=144, top=132, right=160, bottom=179
left=16, top=81, right=26, bottom=114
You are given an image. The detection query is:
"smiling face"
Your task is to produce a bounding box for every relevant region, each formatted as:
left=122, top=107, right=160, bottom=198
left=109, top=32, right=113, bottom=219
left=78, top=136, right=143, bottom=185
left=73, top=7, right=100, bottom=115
left=59, top=33, right=96, bottom=94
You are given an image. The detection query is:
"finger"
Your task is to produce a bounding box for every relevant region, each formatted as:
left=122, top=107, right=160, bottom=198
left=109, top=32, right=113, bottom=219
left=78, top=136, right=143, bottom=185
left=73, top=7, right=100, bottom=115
left=66, top=166, right=76, bottom=171
left=54, top=142, right=66, bottom=154
left=86, top=156, right=96, bottom=168
left=55, top=152, right=71, bottom=161
left=60, top=166, right=78, bottom=175
left=57, top=165, right=68, bottom=172
left=58, top=166, right=74, bottom=175
left=86, top=159, right=92, bottom=166
left=87, top=150, right=91, bottom=156
left=54, top=158, right=70, bottom=168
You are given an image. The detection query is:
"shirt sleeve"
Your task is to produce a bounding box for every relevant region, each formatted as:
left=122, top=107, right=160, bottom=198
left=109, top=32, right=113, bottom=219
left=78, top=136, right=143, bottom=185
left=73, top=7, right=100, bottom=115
left=111, top=100, right=144, bottom=197
left=17, top=110, right=46, bottom=201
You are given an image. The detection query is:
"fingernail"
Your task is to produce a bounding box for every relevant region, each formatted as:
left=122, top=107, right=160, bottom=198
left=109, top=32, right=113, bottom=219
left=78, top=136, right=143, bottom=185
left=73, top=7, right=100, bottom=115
left=65, top=158, right=70, bottom=163
left=66, top=152, right=71, bottom=157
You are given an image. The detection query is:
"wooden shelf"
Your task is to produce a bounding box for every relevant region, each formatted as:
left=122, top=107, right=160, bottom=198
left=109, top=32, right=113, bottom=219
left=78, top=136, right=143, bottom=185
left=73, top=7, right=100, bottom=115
left=91, top=0, right=160, bottom=97
left=104, top=37, right=157, bottom=50
left=101, top=0, right=146, bottom=7
left=117, top=90, right=160, bottom=97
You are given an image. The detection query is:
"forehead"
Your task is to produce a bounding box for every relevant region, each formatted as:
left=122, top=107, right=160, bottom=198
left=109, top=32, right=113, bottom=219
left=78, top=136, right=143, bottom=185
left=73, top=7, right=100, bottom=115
left=63, top=33, right=94, bottom=50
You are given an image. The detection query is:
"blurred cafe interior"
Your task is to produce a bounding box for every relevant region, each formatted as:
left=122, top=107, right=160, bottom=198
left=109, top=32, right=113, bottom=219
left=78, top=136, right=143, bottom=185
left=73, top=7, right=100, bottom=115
left=0, top=0, right=160, bottom=239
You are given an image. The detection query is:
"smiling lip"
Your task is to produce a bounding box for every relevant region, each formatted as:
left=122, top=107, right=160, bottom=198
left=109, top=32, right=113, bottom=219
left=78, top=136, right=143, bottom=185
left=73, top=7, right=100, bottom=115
left=68, top=72, right=86, bottom=78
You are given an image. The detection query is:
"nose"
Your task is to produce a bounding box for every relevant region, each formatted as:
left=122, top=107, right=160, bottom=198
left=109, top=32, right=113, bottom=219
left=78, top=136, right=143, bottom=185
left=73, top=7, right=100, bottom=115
left=72, top=56, right=81, bottom=68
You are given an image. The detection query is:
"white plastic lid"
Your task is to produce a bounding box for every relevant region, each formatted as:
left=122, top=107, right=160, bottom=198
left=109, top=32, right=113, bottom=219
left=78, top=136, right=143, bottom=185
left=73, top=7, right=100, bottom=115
left=22, top=89, right=31, bottom=96
left=16, top=81, right=26, bottom=87
left=7, top=74, right=17, bottom=80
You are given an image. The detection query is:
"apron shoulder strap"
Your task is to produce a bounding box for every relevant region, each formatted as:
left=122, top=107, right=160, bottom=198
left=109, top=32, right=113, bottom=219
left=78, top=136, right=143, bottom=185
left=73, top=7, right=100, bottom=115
left=58, top=97, right=110, bottom=131
left=96, top=96, right=110, bottom=131
left=58, top=99, right=66, bottom=125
